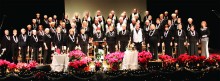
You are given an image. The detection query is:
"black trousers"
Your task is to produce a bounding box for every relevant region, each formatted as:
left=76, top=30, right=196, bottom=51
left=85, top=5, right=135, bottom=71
left=43, top=48, right=52, bottom=64
left=165, top=42, right=172, bottom=56
left=149, top=41, right=158, bottom=60
left=12, top=46, right=19, bottom=63
left=188, top=41, right=198, bottom=56
left=107, top=42, right=116, bottom=53
left=120, top=41, right=128, bottom=52
left=134, top=42, right=142, bottom=52
left=80, top=44, right=88, bottom=55
left=176, top=41, right=185, bottom=57
left=145, top=40, right=149, bottom=51
left=32, top=47, right=39, bottom=61
left=21, top=46, right=27, bottom=62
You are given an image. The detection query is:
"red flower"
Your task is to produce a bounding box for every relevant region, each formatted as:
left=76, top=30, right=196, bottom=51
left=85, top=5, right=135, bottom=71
left=138, top=51, right=152, bottom=65
left=8, top=63, right=17, bottom=70
left=95, top=61, right=102, bottom=67
left=177, top=54, right=190, bottom=64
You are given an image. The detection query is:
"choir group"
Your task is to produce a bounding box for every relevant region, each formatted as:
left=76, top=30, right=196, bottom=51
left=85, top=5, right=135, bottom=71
left=0, top=9, right=210, bottom=64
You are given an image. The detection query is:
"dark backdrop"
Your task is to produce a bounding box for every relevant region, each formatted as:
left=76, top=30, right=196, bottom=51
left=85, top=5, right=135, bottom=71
left=0, top=0, right=64, bottom=35
left=0, top=0, right=220, bottom=50
left=147, top=0, right=220, bottom=50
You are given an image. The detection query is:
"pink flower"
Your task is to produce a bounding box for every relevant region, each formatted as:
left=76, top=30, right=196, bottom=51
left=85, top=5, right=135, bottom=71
left=56, top=49, right=61, bottom=54
left=28, top=61, right=38, bottom=68
left=0, top=59, right=10, bottom=66
left=69, top=50, right=86, bottom=60
left=105, top=52, right=124, bottom=64
left=17, top=63, right=30, bottom=70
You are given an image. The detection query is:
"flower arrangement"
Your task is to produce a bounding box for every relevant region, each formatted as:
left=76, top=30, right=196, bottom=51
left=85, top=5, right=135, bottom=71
left=159, top=55, right=176, bottom=67
left=177, top=54, right=190, bottom=67
left=69, top=50, right=86, bottom=61
left=189, top=55, right=206, bottom=64
left=204, top=54, right=220, bottom=66
left=7, top=63, right=17, bottom=71
left=68, top=50, right=91, bottom=72
left=0, top=60, right=10, bottom=67
left=0, top=60, right=10, bottom=75
left=138, top=51, right=152, bottom=66
left=16, top=61, right=38, bottom=71
left=105, top=52, right=124, bottom=71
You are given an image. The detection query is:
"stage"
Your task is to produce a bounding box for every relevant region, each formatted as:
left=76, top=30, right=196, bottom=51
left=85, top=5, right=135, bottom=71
left=1, top=65, right=220, bottom=81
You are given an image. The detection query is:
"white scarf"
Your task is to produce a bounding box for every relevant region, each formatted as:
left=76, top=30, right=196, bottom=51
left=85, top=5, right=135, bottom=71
left=13, top=36, right=18, bottom=43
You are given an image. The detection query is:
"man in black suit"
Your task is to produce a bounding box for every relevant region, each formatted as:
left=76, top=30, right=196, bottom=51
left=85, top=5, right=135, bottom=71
left=18, top=28, right=28, bottom=62
left=26, top=25, right=32, bottom=60
left=94, top=10, right=105, bottom=23
left=74, top=13, right=82, bottom=33
left=118, top=24, right=130, bottom=52
left=53, top=15, right=58, bottom=27
left=42, top=15, right=49, bottom=28
left=43, top=28, right=53, bottom=64
left=143, top=11, right=150, bottom=24
left=149, top=24, right=160, bottom=60
left=32, top=19, right=38, bottom=30
left=11, top=29, right=19, bottom=63
left=1, top=30, right=12, bottom=62
left=130, top=8, right=141, bottom=21
left=63, top=15, right=71, bottom=30
left=31, top=30, right=39, bottom=61
left=78, top=28, right=89, bottom=54
left=36, top=13, right=41, bottom=25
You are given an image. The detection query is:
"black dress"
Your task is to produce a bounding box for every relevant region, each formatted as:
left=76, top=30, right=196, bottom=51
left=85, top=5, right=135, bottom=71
left=149, top=30, right=160, bottom=60
left=1, top=35, right=12, bottom=62
left=53, top=33, right=64, bottom=50
left=18, top=34, right=28, bottom=62
left=175, top=29, right=186, bottom=57
left=67, top=34, right=77, bottom=52
left=11, top=35, right=19, bottom=63
left=118, top=30, right=130, bottom=52
left=78, top=34, right=89, bottom=54
left=163, top=30, right=173, bottom=56
left=43, top=34, right=53, bottom=64
left=106, top=31, right=117, bottom=53
left=31, top=35, right=39, bottom=61
left=187, top=31, right=198, bottom=56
